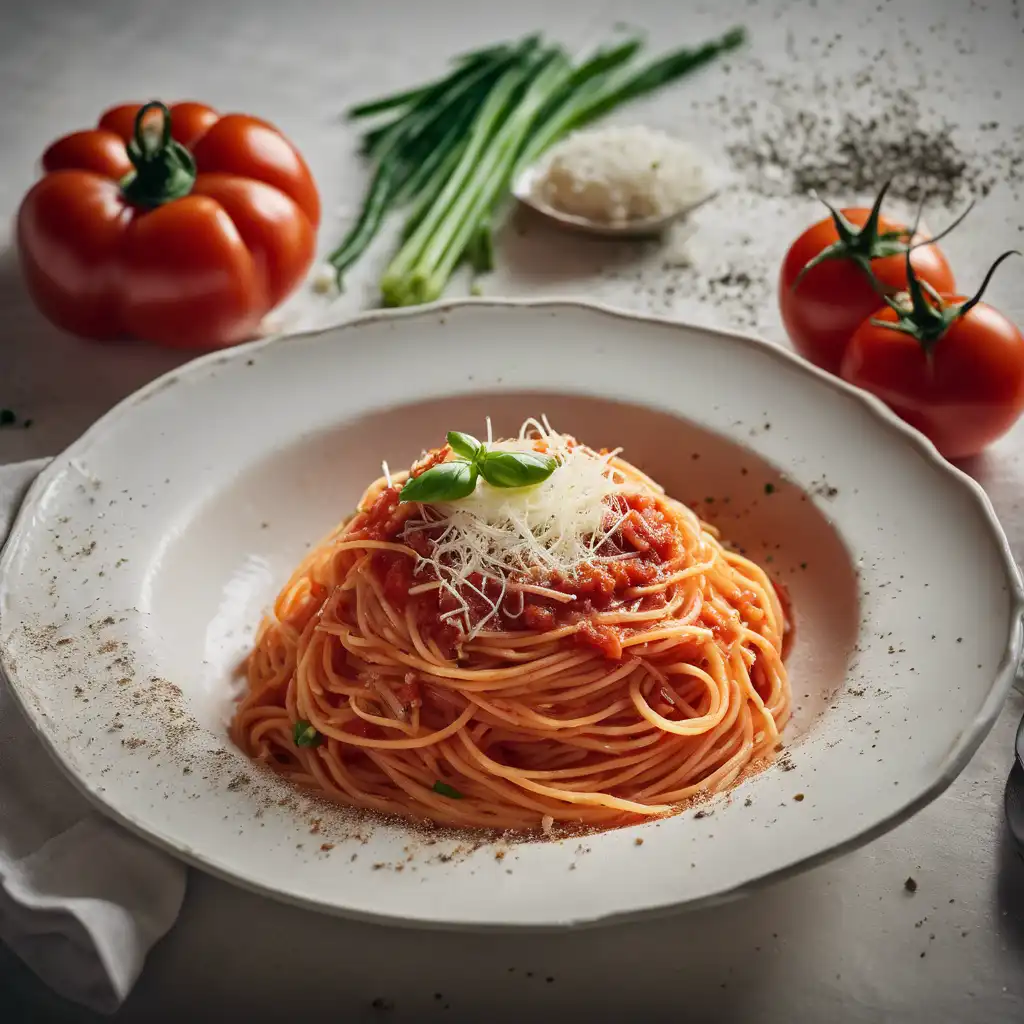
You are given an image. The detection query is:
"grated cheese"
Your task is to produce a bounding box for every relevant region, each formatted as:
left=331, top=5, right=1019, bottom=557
left=401, top=417, right=628, bottom=635
left=534, top=125, right=708, bottom=224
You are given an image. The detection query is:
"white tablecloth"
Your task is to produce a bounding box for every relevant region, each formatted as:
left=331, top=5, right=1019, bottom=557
left=3, top=0, right=1024, bottom=1020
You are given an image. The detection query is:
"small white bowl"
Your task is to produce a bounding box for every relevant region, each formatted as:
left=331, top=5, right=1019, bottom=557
left=511, top=152, right=717, bottom=239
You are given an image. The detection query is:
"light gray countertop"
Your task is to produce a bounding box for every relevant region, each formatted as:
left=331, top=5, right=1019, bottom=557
left=2, top=0, right=1024, bottom=1020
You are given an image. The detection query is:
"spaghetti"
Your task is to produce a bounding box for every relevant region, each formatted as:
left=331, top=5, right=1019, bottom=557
left=232, top=420, right=791, bottom=832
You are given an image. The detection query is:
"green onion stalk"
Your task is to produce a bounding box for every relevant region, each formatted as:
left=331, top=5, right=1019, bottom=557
left=382, top=48, right=574, bottom=306
left=330, top=27, right=747, bottom=303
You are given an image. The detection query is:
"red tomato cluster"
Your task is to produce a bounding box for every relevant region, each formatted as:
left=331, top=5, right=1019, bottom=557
left=17, top=100, right=320, bottom=350
left=779, top=184, right=1024, bottom=460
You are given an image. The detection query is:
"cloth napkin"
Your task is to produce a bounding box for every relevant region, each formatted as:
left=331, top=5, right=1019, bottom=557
left=0, top=459, right=187, bottom=1014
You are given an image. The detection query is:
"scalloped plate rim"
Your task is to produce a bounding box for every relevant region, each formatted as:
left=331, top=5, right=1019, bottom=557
left=1, top=297, right=1021, bottom=930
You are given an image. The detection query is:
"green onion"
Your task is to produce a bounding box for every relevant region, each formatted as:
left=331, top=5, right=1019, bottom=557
left=399, top=142, right=469, bottom=241
left=331, top=43, right=539, bottom=281
left=515, top=27, right=746, bottom=175
left=465, top=222, right=495, bottom=274
left=293, top=720, right=323, bottom=747
left=346, top=45, right=513, bottom=121
left=359, top=49, right=522, bottom=161
left=392, top=109, right=472, bottom=206
left=331, top=27, right=746, bottom=302
left=348, top=85, right=435, bottom=122
left=432, top=781, right=465, bottom=799
left=524, top=36, right=643, bottom=148
left=453, top=35, right=540, bottom=66
left=327, top=152, right=402, bottom=275
left=384, top=48, right=573, bottom=306
left=381, top=51, right=550, bottom=301
left=372, top=51, right=519, bottom=160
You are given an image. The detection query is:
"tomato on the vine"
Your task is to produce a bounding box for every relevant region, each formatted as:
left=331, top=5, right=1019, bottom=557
left=840, top=252, right=1024, bottom=460
left=779, top=183, right=957, bottom=374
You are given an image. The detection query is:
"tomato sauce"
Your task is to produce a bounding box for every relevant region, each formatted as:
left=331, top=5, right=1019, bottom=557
left=344, top=488, right=794, bottom=665
left=354, top=494, right=689, bottom=659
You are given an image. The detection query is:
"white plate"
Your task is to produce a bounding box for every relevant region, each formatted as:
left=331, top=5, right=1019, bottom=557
left=1, top=301, right=1021, bottom=929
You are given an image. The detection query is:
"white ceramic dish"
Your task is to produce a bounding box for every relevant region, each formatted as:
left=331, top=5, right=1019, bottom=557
left=1, top=301, right=1021, bottom=929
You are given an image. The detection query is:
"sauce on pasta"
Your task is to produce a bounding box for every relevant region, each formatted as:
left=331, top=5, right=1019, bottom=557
left=232, top=420, right=792, bottom=833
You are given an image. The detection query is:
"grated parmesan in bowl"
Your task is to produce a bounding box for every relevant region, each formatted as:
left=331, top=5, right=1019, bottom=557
left=531, top=125, right=710, bottom=226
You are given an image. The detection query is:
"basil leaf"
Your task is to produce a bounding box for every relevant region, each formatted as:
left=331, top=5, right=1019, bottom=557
left=399, top=460, right=479, bottom=503
left=446, top=431, right=482, bottom=461
left=432, top=780, right=464, bottom=799
left=293, top=720, right=323, bottom=747
left=478, top=450, right=557, bottom=489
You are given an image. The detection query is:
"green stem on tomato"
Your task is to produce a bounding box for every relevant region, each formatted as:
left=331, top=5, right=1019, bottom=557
left=119, top=101, right=197, bottom=208
left=873, top=249, right=1021, bottom=354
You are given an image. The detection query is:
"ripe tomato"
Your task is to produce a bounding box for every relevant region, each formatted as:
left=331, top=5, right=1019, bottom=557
left=779, top=187, right=956, bottom=374
left=840, top=256, right=1024, bottom=460
left=18, top=100, right=319, bottom=349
